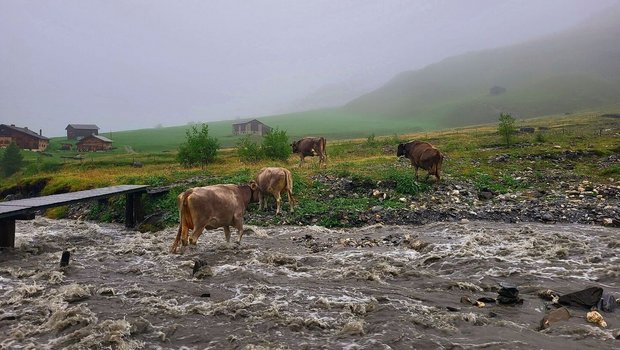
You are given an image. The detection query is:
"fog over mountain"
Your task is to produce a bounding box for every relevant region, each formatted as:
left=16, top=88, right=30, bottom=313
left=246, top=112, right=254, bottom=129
left=1, top=0, right=618, bottom=136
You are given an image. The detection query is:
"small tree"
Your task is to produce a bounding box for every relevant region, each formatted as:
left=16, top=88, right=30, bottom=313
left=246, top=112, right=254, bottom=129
left=177, top=123, right=220, bottom=167
left=236, top=135, right=264, bottom=163
left=498, top=113, right=516, bottom=147
left=1, top=142, right=24, bottom=177
left=261, top=128, right=291, bottom=161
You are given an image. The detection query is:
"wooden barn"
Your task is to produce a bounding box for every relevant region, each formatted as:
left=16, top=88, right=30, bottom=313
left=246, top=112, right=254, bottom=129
left=232, top=119, right=272, bottom=136
left=66, top=124, right=100, bottom=140
left=0, top=124, right=49, bottom=151
left=76, top=134, right=113, bottom=152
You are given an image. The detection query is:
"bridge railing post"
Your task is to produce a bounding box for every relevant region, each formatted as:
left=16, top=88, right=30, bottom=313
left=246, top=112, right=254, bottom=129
left=0, top=218, right=16, bottom=248
left=125, top=192, right=145, bottom=228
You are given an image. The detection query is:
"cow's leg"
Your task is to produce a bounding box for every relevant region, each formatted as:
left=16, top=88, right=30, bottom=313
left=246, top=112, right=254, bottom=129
left=259, top=191, right=265, bottom=211
left=234, top=217, right=244, bottom=244
left=171, top=224, right=183, bottom=253
left=414, top=166, right=420, bottom=181
left=299, top=155, right=305, bottom=167
left=287, top=190, right=294, bottom=213
left=189, top=224, right=205, bottom=245
left=275, top=192, right=282, bottom=215
left=181, top=224, right=191, bottom=247
left=223, top=226, right=231, bottom=243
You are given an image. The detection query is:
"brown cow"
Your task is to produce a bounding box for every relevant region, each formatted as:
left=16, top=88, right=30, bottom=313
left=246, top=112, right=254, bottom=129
left=291, top=137, right=327, bottom=167
left=170, top=183, right=259, bottom=253
left=255, top=167, right=296, bottom=215
left=397, top=141, right=444, bottom=182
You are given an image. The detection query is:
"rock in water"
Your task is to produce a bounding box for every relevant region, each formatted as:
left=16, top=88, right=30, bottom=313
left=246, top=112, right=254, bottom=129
left=539, top=307, right=571, bottom=330
left=586, top=310, right=607, bottom=328
left=60, top=251, right=70, bottom=267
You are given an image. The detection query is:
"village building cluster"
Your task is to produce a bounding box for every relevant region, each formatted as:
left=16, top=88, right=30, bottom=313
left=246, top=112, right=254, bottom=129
left=1, top=119, right=273, bottom=152
left=0, top=123, right=113, bottom=152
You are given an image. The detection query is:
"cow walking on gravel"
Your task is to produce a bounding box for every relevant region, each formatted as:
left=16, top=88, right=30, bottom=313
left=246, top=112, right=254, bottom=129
left=291, top=137, right=327, bottom=167
left=170, top=183, right=259, bottom=254
left=397, top=141, right=444, bottom=182
left=255, top=167, right=296, bottom=215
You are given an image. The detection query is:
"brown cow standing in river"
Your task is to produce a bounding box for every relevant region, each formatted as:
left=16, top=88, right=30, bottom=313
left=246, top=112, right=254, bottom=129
left=291, top=137, right=327, bottom=167
left=255, top=167, right=296, bottom=215
left=397, top=141, right=444, bottom=182
left=170, top=183, right=259, bottom=253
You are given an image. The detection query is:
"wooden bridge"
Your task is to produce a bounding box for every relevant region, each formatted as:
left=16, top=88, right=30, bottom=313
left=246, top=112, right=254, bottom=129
left=0, top=185, right=149, bottom=248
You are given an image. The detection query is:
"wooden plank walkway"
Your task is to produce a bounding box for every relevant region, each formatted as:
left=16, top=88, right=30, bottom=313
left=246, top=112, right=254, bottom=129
left=0, top=185, right=149, bottom=248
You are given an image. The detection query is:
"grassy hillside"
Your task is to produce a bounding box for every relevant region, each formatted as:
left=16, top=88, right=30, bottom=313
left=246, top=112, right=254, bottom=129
left=42, top=109, right=435, bottom=154
left=5, top=110, right=618, bottom=193
left=1, top=111, right=618, bottom=228
left=342, top=5, right=620, bottom=127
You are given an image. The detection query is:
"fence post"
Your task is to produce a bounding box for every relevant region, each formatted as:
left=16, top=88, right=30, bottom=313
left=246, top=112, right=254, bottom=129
left=0, top=219, right=16, bottom=248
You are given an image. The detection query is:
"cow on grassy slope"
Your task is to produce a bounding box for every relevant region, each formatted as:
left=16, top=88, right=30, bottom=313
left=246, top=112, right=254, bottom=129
left=397, top=141, right=444, bottom=182
left=291, top=137, right=327, bottom=167
left=170, top=183, right=259, bottom=254
left=255, top=167, right=296, bottom=215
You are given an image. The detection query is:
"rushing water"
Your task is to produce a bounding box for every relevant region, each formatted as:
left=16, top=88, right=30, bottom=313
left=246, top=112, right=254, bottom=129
left=1, top=218, right=618, bottom=349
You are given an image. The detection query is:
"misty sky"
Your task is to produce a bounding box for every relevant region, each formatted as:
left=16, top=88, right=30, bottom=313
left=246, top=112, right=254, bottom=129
left=1, top=0, right=618, bottom=136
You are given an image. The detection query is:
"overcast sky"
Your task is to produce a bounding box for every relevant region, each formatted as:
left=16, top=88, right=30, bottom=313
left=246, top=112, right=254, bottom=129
left=1, top=0, right=618, bottom=136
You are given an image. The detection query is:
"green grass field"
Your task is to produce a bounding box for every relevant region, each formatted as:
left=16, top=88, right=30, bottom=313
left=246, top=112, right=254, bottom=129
left=2, top=110, right=618, bottom=227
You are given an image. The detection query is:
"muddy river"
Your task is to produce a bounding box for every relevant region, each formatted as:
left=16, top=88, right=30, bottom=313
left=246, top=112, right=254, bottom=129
left=1, top=218, right=618, bottom=349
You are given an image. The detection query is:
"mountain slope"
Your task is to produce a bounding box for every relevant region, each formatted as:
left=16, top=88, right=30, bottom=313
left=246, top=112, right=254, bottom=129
left=342, top=5, right=620, bottom=127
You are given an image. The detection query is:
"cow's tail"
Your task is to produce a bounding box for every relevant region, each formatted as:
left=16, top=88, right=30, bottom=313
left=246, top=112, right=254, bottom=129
left=171, top=189, right=193, bottom=253
left=285, top=170, right=297, bottom=207
left=432, top=152, right=444, bottom=181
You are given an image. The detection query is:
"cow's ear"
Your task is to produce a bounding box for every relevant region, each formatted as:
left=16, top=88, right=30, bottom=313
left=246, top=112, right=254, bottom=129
left=249, top=181, right=258, bottom=190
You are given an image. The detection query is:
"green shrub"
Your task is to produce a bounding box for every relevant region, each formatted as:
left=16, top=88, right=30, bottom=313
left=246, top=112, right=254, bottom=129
left=261, top=128, right=291, bottom=161
left=177, top=123, right=220, bottom=167
left=1, top=142, right=24, bottom=177
left=365, top=133, right=379, bottom=147
left=383, top=168, right=428, bottom=195
left=498, top=113, right=516, bottom=147
left=534, top=132, right=547, bottom=143
left=236, top=135, right=265, bottom=163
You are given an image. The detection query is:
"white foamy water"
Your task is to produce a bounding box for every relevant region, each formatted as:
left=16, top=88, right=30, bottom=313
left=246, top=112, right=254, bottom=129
left=0, top=217, right=618, bottom=349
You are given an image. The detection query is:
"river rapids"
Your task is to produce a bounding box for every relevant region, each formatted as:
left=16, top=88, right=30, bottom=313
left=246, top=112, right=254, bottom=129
left=1, top=218, right=619, bottom=349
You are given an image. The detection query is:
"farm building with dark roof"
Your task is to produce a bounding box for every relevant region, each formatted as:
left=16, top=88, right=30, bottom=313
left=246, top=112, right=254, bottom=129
left=0, top=124, right=49, bottom=151
left=232, top=119, right=272, bottom=136
left=76, top=134, right=113, bottom=152
left=66, top=124, right=100, bottom=140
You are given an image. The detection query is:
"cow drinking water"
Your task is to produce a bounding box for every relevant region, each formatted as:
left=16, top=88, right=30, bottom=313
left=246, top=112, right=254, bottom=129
left=291, top=137, right=327, bottom=167
left=255, top=167, right=296, bottom=215
left=397, top=141, right=444, bottom=182
left=170, top=183, right=259, bottom=253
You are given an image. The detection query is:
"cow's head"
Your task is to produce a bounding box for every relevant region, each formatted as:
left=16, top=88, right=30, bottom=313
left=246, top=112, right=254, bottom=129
left=396, top=143, right=406, bottom=157
left=248, top=180, right=260, bottom=203
left=290, top=140, right=299, bottom=153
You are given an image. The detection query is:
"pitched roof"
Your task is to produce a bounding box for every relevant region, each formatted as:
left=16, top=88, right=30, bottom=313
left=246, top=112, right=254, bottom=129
left=88, top=134, right=113, bottom=143
left=66, top=124, right=100, bottom=130
left=0, top=124, right=49, bottom=140
left=232, top=118, right=269, bottom=126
